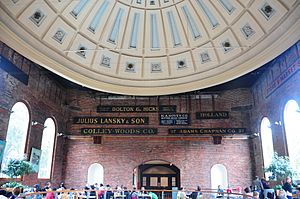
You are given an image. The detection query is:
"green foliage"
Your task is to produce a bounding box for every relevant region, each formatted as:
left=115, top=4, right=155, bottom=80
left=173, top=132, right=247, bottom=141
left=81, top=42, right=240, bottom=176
left=2, top=159, right=34, bottom=178
left=1, top=181, right=23, bottom=188
left=273, top=184, right=283, bottom=190
left=265, top=152, right=296, bottom=181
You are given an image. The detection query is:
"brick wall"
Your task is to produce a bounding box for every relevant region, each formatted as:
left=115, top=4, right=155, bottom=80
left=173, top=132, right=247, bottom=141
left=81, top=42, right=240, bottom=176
left=0, top=40, right=265, bottom=190
left=0, top=41, right=67, bottom=187
left=63, top=88, right=254, bottom=190
left=250, top=40, right=300, bottom=178
left=64, top=138, right=252, bottom=190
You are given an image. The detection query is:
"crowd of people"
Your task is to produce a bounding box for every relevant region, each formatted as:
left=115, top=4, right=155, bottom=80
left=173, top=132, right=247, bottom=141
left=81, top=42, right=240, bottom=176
left=241, top=176, right=300, bottom=199
left=0, top=177, right=299, bottom=199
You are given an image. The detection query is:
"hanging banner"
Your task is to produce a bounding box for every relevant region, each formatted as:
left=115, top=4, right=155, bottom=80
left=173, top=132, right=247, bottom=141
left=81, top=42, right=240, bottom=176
left=96, top=105, right=176, bottom=112
left=169, top=128, right=247, bottom=135
left=81, top=128, right=158, bottom=135
left=73, top=117, right=149, bottom=125
left=196, top=111, right=229, bottom=119
left=159, top=113, right=190, bottom=125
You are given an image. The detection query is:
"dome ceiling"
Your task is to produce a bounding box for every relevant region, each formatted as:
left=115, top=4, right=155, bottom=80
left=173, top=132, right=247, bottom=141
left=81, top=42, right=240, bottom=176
left=0, top=0, right=299, bottom=95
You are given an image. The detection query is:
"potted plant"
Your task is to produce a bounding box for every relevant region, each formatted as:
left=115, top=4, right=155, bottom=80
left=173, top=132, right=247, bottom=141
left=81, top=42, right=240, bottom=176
left=265, top=153, right=296, bottom=195
left=1, top=159, right=34, bottom=190
left=265, top=152, right=296, bottom=181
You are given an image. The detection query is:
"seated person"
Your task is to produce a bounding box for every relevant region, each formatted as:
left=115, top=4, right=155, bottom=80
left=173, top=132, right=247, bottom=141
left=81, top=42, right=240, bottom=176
left=243, top=187, right=253, bottom=199
left=130, top=187, right=138, bottom=199
left=191, top=186, right=202, bottom=199
left=147, top=192, right=158, bottom=199
left=253, top=191, right=259, bottom=199
left=90, top=185, right=97, bottom=198
left=261, top=178, right=271, bottom=190
left=216, top=185, right=224, bottom=198
left=177, top=187, right=188, bottom=199
left=276, top=190, right=287, bottom=199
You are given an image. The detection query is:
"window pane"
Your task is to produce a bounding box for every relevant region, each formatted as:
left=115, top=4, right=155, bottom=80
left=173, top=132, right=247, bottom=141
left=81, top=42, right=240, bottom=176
left=150, top=177, right=158, bottom=186
left=161, top=177, right=168, bottom=187
left=142, top=177, right=147, bottom=186
left=38, top=118, right=56, bottom=178
left=211, top=164, right=228, bottom=190
left=284, top=100, right=300, bottom=179
left=260, top=117, right=274, bottom=178
left=172, top=177, right=176, bottom=187
left=88, top=163, right=104, bottom=185
left=0, top=102, right=29, bottom=177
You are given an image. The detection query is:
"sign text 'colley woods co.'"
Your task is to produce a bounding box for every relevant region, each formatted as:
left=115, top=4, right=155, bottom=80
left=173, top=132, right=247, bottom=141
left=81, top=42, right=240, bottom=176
left=73, top=117, right=149, bottom=125
left=81, top=128, right=157, bottom=135
left=97, top=105, right=177, bottom=113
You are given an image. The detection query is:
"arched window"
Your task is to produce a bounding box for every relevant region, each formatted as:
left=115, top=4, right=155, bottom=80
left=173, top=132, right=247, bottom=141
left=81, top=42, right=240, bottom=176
left=260, top=117, right=274, bottom=177
left=211, top=164, right=228, bottom=190
left=0, top=102, right=30, bottom=177
left=38, top=118, right=56, bottom=179
left=284, top=100, right=300, bottom=179
left=87, top=163, right=104, bottom=185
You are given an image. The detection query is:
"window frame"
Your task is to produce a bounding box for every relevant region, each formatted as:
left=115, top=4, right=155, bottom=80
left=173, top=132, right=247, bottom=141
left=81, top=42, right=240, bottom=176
left=259, top=116, right=274, bottom=178
left=283, top=99, right=300, bottom=179
left=37, top=117, right=57, bottom=180
left=0, top=101, right=31, bottom=179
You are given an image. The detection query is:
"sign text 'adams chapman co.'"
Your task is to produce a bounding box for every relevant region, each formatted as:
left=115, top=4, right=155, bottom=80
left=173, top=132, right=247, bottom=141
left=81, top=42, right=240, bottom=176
left=81, top=128, right=157, bottom=135
left=196, top=111, right=229, bottom=119
left=159, top=113, right=190, bottom=125
left=169, top=128, right=247, bottom=135
left=73, top=117, right=148, bottom=125
left=97, top=105, right=176, bottom=113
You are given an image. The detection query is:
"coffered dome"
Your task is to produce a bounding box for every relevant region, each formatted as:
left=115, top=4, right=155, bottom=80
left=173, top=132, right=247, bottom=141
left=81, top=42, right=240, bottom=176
left=0, top=0, right=299, bottom=95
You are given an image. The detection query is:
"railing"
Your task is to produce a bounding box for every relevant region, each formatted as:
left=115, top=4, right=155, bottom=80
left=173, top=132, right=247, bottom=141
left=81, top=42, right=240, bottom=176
left=20, top=189, right=254, bottom=199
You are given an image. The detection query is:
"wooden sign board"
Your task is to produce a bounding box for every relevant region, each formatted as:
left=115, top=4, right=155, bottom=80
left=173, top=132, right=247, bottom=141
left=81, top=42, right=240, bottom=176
left=81, top=128, right=158, bottom=135
left=97, top=105, right=176, bottom=113
left=169, top=128, right=247, bottom=135
left=196, top=111, right=229, bottom=119
left=73, top=117, right=149, bottom=125
left=159, top=113, right=190, bottom=125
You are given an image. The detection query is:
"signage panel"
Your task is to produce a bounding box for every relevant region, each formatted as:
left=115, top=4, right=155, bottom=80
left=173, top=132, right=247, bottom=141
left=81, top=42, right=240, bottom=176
left=196, top=111, right=229, bottom=119
left=73, top=117, right=149, bottom=125
left=159, top=113, right=190, bottom=125
left=169, top=128, right=247, bottom=135
left=96, top=105, right=176, bottom=112
left=81, top=128, right=158, bottom=135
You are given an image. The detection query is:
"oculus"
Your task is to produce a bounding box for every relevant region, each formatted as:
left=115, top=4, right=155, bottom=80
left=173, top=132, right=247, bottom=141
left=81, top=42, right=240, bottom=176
left=221, top=40, right=232, bottom=53
left=52, top=28, right=66, bottom=44
left=200, top=52, right=211, bottom=63
left=125, top=62, right=136, bottom=73
left=151, top=63, right=162, bottom=73
left=76, top=45, right=87, bottom=58
left=241, top=23, right=255, bottom=39
left=177, top=60, right=187, bottom=70
left=260, top=2, right=275, bottom=20
left=100, top=55, right=111, bottom=68
left=29, top=10, right=46, bottom=27
left=150, top=0, right=155, bottom=5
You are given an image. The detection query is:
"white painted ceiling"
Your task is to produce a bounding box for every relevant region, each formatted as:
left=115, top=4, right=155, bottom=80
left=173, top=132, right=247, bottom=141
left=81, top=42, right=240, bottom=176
left=0, top=0, right=299, bottom=95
